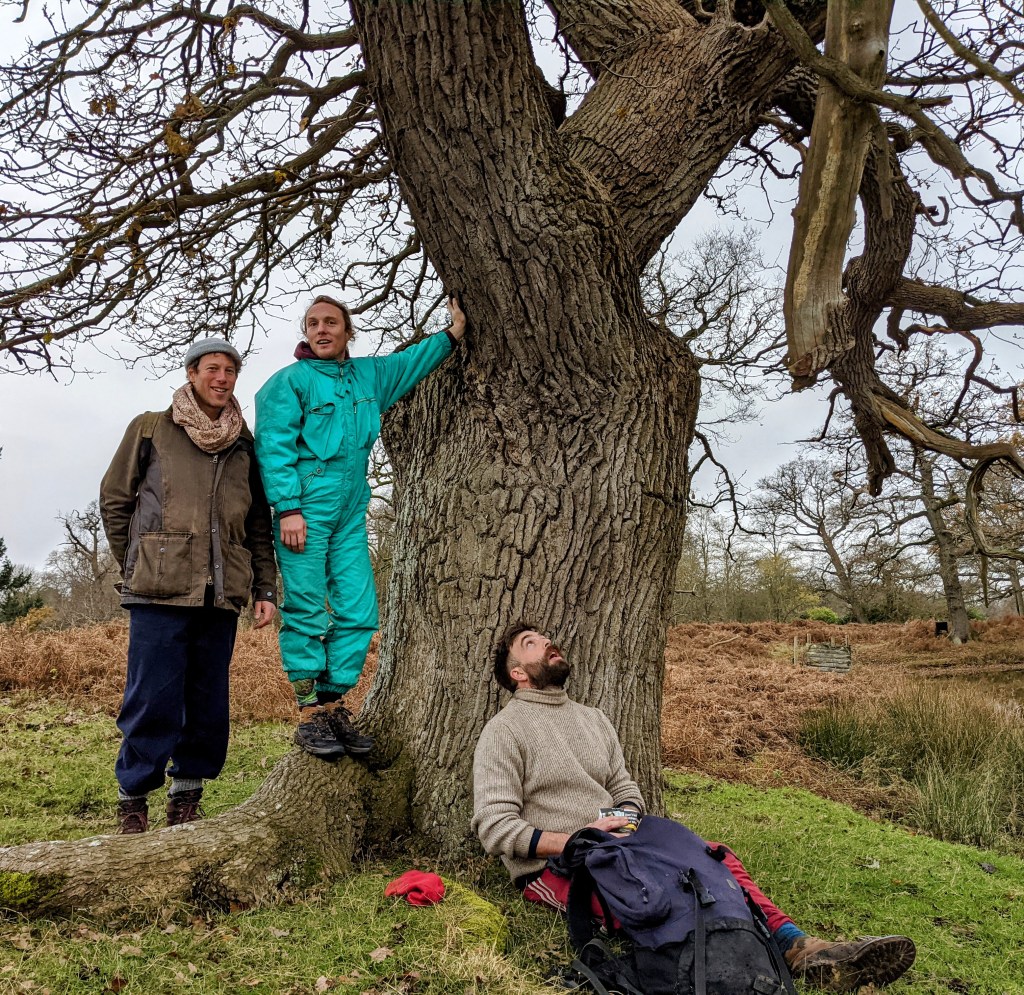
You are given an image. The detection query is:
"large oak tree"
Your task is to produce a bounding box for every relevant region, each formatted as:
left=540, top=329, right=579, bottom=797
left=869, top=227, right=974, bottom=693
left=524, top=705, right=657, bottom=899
left=1, top=0, right=1021, bottom=913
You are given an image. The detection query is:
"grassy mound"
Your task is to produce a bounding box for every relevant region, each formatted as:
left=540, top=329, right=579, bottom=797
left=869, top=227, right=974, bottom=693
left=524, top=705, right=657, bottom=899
left=801, top=683, right=1024, bottom=850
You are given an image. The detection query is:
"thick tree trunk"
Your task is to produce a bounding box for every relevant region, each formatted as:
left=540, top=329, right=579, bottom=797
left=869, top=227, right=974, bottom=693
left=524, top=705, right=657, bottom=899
left=351, top=0, right=700, bottom=851
left=364, top=338, right=698, bottom=851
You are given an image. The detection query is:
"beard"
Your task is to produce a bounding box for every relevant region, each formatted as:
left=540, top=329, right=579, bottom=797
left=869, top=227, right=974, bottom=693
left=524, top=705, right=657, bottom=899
left=530, top=646, right=570, bottom=689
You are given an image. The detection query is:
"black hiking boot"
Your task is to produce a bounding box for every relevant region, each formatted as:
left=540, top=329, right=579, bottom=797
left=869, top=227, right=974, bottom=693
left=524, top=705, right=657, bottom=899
left=324, top=701, right=374, bottom=757
left=166, top=788, right=205, bottom=827
left=116, top=797, right=149, bottom=835
left=294, top=707, right=348, bottom=759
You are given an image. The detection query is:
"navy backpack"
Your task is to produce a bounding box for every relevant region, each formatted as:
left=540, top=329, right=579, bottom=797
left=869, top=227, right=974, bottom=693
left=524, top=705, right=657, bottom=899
left=552, top=815, right=797, bottom=995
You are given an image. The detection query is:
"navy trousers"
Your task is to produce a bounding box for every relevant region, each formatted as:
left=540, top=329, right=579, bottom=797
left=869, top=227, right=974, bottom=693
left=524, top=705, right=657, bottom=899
left=115, top=600, right=238, bottom=796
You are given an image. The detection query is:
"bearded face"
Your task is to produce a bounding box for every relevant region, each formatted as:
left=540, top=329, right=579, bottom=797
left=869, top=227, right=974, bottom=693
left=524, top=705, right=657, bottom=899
left=525, top=644, right=570, bottom=689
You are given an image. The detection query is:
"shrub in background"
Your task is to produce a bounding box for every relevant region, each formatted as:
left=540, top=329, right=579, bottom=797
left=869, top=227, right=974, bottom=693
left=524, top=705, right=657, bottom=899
left=803, top=607, right=840, bottom=624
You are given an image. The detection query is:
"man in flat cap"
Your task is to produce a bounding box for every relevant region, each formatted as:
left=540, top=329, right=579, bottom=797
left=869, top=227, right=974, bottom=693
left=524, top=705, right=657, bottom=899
left=100, top=338, right=277, bottom=834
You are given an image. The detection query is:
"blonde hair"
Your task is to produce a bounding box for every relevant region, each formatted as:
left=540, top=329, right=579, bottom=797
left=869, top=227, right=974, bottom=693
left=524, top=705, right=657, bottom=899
left=301, top=295, right=354, bottom=339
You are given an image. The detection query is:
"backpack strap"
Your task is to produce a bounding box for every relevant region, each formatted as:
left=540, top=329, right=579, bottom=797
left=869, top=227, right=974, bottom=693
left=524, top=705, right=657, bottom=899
left=570, top=955, right=614, bottom=995
left=137, top=411, right=162, bottom=479
left=572, top=939, right=645, bottom=995
left=743, top=889, right=798, bottom=995
left=680, top=867, right=716, bottom=995
left=567, top=864, right=619, bottom=942
left=567, top=866, right=600, bottom=951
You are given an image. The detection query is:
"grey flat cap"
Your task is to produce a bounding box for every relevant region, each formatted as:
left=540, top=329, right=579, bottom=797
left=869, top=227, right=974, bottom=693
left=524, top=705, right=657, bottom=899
left=183, top=337, right=243, bottom=371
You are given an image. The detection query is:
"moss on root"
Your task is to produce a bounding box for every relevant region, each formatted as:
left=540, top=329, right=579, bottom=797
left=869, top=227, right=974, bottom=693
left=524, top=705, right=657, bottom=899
left=285, top=852, right=326, bottom=891
left=442, top=881, right=508, bottom=950
left=0, top=871, right=66, bottom=915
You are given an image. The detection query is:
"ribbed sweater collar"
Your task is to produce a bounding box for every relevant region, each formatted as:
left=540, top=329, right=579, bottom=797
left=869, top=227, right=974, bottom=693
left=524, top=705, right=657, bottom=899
left=512, top=687, right=568, bottom=706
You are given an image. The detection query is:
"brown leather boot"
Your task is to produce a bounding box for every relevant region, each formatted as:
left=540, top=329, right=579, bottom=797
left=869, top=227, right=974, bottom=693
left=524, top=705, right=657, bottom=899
left=166, top=788, right=205, bottom=826
left=784, top=935, right=916, bottom=991
left=116, top=797, right=149, bottom=835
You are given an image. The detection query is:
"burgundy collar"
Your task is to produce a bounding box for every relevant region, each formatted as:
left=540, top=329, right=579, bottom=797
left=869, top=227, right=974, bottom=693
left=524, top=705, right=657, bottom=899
left=294, top=341, right=350, bottom=361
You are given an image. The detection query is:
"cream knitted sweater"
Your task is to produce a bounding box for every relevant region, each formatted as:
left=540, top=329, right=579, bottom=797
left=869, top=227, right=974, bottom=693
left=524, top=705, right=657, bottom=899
left=471, top=687, right=644, bottom=882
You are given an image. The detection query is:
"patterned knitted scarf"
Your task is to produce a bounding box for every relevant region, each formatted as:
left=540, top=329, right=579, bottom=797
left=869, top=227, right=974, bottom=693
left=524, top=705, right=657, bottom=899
left=171, top=383, right=244, bottom=453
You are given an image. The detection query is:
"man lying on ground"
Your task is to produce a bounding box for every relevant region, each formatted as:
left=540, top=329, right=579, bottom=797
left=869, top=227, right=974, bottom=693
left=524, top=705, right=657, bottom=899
left=471, top=623, right=916, bottom=993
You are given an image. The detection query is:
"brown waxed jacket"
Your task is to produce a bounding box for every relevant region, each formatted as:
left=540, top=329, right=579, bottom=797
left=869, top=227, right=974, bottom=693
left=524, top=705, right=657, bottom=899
left=99, top=408, right=278, bottom=613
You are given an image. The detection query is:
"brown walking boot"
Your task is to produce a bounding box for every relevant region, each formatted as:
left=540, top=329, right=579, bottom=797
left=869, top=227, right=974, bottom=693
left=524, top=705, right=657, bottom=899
left=784, top=935, right=916, bottom=991
left=166, top=788, right=205, bottom=826
left=116, top=797, right=149, bottom=835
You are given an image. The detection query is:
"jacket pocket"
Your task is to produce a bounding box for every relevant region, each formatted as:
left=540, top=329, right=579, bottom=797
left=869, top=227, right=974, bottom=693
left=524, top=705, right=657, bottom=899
left=353, top=395, right=380, bottom=449
left=222, top=541, right=254, bottom=606
left=299, top=402, right=336, bottom=457
left=127, top=532, right=193, bottom=597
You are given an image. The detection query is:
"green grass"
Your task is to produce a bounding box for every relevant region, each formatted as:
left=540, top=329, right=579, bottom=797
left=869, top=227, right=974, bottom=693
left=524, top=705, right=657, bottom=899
left=0, top=698, right=293, bottom=846
left=0, top=872, right=551, bottom=995
left=666, top=772, right=1024, bottom=994
left=3, top=701, right=1024, bottom=993
left=799, top=683, right=1024, bottom=852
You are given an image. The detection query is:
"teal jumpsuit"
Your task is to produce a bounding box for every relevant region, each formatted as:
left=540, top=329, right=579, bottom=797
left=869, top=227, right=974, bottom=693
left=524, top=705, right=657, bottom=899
left=254, top=334, right=453, bottom=693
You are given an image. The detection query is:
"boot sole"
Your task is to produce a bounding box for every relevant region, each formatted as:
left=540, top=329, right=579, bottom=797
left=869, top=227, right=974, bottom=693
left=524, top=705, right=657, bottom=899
left=341, top=743, right=373, bottom=756
left=294, top=737, right=348, bottom=759
left=802, top=936, right=917, bottom=992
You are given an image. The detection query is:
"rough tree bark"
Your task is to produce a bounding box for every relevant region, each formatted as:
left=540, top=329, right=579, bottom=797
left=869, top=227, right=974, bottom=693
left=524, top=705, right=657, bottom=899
left=350, top=0, right=704, bottom=848
left=0, top=749, right=410, bottom=916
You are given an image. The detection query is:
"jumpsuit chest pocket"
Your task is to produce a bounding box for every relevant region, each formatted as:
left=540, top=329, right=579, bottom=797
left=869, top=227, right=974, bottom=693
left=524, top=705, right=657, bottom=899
left=352, top=395, right=380, bottom=449
left=299, top=401, right=336, bottom=456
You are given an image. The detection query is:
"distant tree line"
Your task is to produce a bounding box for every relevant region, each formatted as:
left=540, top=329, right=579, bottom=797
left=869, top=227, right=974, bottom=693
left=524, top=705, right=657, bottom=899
left=674, top=454, right=1022, bottom=636
left=1, top=500, right=120, bottom=629
left=9, top=473, right=1019, bottom=635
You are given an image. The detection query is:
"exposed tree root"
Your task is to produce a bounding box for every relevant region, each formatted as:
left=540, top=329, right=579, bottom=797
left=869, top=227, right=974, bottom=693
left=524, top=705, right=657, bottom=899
left=0, top=750, right=414, bottom=918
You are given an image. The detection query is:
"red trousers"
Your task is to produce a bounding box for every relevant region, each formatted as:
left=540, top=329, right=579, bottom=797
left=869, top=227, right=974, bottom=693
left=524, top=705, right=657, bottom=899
left=522, top=840, right=793, bottom=934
